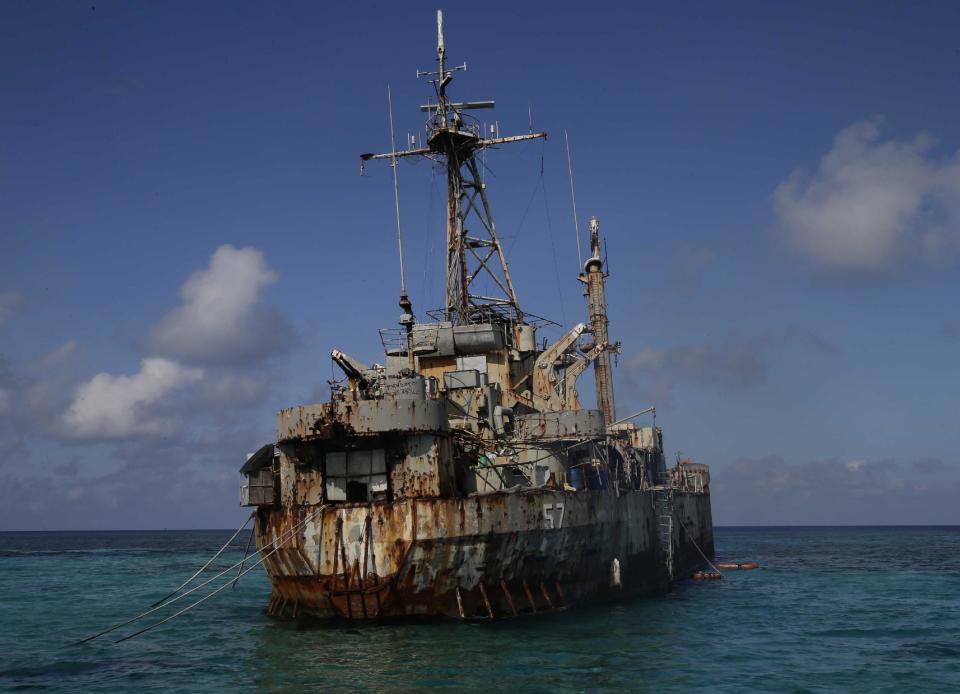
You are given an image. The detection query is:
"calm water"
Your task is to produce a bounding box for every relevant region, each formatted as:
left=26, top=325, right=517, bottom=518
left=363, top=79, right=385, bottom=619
left=1, top=527, right=958, bottom=692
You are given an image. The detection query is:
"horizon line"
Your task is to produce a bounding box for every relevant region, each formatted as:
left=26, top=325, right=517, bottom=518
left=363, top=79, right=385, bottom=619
left=2, top=523, right=959, bottom=533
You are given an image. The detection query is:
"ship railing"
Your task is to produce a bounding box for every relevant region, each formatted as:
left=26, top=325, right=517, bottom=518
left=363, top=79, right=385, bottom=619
left=422, top=305, right=560, bottom=328
left=378, top=328, right=408, bottom=354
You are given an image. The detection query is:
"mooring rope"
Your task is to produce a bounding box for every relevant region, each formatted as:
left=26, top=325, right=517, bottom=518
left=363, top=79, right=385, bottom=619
left=150, top=512, right=253, bottom=607
left=115, top=506, right=326, bottom=643
left=676, top=515, right=724, bottom=576
left=70, top=507, right=324, bottom=646
left=232, top=518, right=256, bottom=589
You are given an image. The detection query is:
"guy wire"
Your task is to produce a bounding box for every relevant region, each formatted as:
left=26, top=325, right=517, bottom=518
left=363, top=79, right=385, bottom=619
left=564, top=130, right=583, bottom=271
left=388, top=85, right=406, bottom=294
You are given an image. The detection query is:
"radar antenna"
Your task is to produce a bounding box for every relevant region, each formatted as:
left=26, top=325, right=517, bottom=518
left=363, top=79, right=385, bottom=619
left=361, top=9, right=546, bottom=325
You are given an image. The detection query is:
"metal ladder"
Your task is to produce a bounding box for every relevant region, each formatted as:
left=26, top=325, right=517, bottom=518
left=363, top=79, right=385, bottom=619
left=653, top=479, right=674, bottom=583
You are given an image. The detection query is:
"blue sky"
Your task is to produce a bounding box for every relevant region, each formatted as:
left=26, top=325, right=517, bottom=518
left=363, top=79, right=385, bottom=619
left=2, top=1, right=959, bottom=529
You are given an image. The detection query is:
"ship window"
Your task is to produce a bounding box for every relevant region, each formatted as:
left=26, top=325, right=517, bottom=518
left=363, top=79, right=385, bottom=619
left=325, top=449, right=388, bottom=502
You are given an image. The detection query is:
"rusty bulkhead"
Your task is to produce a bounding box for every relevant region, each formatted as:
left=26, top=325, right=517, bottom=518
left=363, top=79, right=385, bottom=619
left=239, top=11, right=715, bottom=621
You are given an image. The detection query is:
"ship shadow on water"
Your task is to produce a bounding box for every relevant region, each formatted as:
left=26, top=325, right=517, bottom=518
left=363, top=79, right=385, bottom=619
left=245, top=591, right=706, bottom=692
left=269, top=583, right=712, bottom=631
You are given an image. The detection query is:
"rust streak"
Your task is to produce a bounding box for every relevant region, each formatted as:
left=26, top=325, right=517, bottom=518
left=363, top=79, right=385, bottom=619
left=522, top=580, right=537, bottom=613
left=339, top=522, right=350, bottom=590
left=540, top=581, right=554, bottom=610
left=479, top=582, right=494, bottom=619
left=554, top=580, right=567, bottom=607
left=500, top=580, right=518, bottom=616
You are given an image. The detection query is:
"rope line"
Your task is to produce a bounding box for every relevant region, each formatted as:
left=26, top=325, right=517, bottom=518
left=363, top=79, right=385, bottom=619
left=115, top=506, right=327, bottom=644
left=232, top=517, right=256, bottom=589
left=564, top=130, right=583, bottom=271
left=150, top=512, right=253, bottom=608
left=676, top=515, right=723, bottom=576
left=538, top=146, right=568, bottom=326
left=69, top=507, right=323, bottom=646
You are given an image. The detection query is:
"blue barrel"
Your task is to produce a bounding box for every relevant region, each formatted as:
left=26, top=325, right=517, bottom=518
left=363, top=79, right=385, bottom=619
left=568, top=467, right=585, bottom=490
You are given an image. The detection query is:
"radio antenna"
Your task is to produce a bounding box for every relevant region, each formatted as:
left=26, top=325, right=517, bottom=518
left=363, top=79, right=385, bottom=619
left=388, top=84, right=416, bottom=368
left=387, top=85, right=407, bottom=296
left=565, top=130, right=583, bottom=270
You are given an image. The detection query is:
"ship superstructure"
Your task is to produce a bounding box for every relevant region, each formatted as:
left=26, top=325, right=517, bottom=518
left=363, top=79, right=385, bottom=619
left=239, top=11, right=714, bottom=620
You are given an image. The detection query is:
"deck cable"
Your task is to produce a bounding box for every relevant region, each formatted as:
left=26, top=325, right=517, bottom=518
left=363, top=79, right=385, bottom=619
left=68, top=507, right=324, bottom=646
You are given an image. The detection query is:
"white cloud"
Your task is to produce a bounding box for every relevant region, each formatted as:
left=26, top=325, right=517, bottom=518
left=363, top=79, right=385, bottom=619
left=63, top=358, right=203, bottom=440
left=0, top=291, right=23, bottom=325
left=54, top=246, right=287, bottom=444
left=195, top=370, right=269, bottom=405
left=845, top=458, right=867, bottom=472
left=148, top=245, right=291, bottom=365
left=0, top=357, right=14, bottom=417
left=624, top=337, right=772, bottom=405
left=773, top=118, right=960, bottom=273
left=712, top=455, right=960, bottom=525
left=31, top=340, right=78, bottom=368
left=2, top=340, right=83, bottom=435
left=666, top=243, right=717, bottom=293
left=623, top=330, right=837, bottom=407
left=0, top=387, right=11, bottom=417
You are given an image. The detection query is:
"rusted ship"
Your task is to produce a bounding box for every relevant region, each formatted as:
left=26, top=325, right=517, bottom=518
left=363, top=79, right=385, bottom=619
left=239, top=11, right=714, bottom=621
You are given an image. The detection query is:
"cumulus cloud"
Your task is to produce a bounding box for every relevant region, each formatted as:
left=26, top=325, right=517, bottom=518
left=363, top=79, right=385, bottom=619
left=15, top=341, right=82, bottom=436
left=712, top=455, right=960, bottom=525
left=63, top=358, right=203, bottom=440
left=0, top=356, right=17, bottom=418
left=0, top=343, right=82, bottom=452
left=624, top=336, right=773, bottom=405
left=31, top=340, right=78, bottom=368
left=56, top=246, right=288, bottom=442
left=0, top=291, right=22, bottom=325
left=774, top=118, right=960, bottom=273
left=0, top=388, right=11, bottom=418
left=666, top=243, right=717, bottom=293
left=623, top=330, right=838, bottom=406
left=195, top=369, right=270, bottom=406
left=0, top=440, right=254, bottom=530
left=0, top=246, right=292, bottom=527
left=148, top=245, right=292, bottom=365
left=911, top=457, right=957, bottom=475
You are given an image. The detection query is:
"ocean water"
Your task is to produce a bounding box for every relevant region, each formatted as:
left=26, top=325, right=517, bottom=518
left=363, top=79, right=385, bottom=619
left=1, top=527, right=958, bottom=692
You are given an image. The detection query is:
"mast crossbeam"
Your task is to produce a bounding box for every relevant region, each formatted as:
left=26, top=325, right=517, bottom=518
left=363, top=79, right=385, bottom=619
left=361, top=10, right=545, bottom=325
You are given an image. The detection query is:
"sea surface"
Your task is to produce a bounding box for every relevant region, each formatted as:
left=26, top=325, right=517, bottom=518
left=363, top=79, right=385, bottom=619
left=1, top=526, right=958, bottom=692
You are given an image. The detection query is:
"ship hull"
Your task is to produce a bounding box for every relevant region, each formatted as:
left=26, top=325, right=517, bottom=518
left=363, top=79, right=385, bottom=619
left=256, top=488, right=714, bottom=621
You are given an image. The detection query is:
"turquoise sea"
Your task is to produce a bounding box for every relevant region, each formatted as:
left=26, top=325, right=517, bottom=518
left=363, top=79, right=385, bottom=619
left=1, top=526, right=958, bottom=692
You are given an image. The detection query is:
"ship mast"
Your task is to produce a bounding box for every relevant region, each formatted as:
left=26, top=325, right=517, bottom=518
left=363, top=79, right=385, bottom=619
left=581, top=216, right=618, bottom=425
left=361, top=10, right=546, bottom=325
